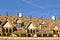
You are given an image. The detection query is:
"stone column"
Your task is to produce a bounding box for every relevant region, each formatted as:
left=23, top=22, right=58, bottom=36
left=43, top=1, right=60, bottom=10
left=26, top=30, right=27, bottom=33
left=47, top=34, right=49, bottom=37
left=26, top=34, right=28, bottom=37
left=5, top=28, right=6, bottom=33
left=6, top=33, right=7, bottom=36
left=42, top=34, right=43, bottom=37
left=35, top=29, right=36, bottom=34
left=19, top=34, right=20, bottom=37
left=12, top=28, right=13, bottom=33
left=32, top=29, right=33, bottom=34
left=1, top=33, right=2, bottom=36
left=29, top=29, right=30, bottom=34
left=8, top=28, right=9, bottom=33
left=31, top=34, right=32, bottom=37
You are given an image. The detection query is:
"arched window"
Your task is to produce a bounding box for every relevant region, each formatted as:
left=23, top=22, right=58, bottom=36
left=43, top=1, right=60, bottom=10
left=21, top=22, right=24, bottom=27
left=10, top=29, right=12, bottom=33
left=53, top=30, right=55, bottom=34
left=33, top=30, right=35, bottom=34
left=36, top=30, right=38, bottom=32
left=27, top=29, right=29, bottom=33
left=31, top=30, right=32, bottom=33
left=6, top=29, right=8, bottom=33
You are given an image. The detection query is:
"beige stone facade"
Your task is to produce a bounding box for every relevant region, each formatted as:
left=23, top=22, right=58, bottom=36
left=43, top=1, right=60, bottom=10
left=0, top=15, right=60, bottom=37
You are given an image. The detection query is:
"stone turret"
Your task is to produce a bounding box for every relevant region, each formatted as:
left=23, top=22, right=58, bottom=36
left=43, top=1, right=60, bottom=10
left=51, top=16, right=56, bottom=20
left=18, top=12, right=22, bottom=17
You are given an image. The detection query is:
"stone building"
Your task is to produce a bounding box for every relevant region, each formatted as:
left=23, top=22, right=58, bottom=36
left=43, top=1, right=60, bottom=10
left=0, top=12, right=60, bottom=37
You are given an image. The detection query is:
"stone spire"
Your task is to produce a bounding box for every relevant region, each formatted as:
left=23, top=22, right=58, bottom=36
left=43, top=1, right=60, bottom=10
left=6, top=11, right=8, bottom=16
left=41, top=16, right=44, bottom=24
left=5, top=11, right=8, bottom=21
left=29, top=12, right=32, bottom=22
left=41, top=16, right=45, bottom=29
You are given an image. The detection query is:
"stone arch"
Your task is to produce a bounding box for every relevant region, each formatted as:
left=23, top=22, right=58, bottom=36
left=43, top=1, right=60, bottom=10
left=2, top=33, right=6, bottom=36
left=28, top=34, right=31, bottom=37
left=43, top=33, right=47, bottom=37
left=49, top=34, right=53, bottom=37
left=0, top=33, right=1, bottom=36
left=53, top=30, right=58, bottom=34
left=21, top=33, right=26, bottom=37
left=16, top=34, right=19, bottom=37
left=37, top=34, right=42, bottom=37
left=7, top=34, right=10, bottom=36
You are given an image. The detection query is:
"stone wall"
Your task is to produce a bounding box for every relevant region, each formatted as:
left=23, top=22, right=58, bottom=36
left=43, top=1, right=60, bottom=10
left=0, top=37, right=60, bottom=40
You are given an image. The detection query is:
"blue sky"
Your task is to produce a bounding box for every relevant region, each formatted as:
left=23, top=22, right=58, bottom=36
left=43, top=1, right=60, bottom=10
left=0, top=0, right=60, bottom=19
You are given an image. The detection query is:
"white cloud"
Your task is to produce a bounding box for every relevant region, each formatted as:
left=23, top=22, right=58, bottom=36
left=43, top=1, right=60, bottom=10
left=22, top=0, right=44, bottom=9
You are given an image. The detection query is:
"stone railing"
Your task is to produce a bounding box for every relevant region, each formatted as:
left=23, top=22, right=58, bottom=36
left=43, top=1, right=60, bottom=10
left=0, top=37, right=60, bottom=40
